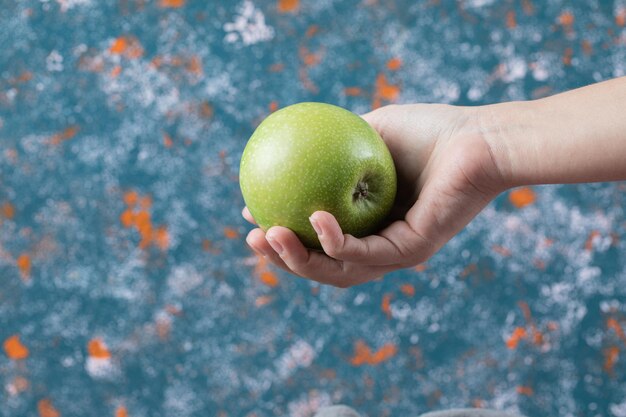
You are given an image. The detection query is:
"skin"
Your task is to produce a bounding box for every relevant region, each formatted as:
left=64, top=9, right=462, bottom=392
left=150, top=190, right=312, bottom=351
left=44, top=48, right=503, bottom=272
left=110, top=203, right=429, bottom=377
left=243, top=76, right=626, bottom=288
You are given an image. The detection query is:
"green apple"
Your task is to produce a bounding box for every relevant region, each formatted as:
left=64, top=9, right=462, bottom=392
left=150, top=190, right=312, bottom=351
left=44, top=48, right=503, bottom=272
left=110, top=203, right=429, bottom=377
left=239, top=102, right=397, bottom=249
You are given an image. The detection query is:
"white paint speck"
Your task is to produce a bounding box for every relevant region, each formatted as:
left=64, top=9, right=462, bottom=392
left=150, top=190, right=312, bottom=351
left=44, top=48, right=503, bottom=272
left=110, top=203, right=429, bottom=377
left=46, top=50, right=64, bottom=72
left=276, top=340, right=316, bottom=380
left=167, top=264, right=203, bottom=297
left=223, top=1, right=274, bottom=46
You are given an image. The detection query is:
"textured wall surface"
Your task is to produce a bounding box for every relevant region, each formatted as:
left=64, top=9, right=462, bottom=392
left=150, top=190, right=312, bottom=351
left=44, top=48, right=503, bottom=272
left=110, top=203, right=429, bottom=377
left=2, top=1, right=626, bottom=416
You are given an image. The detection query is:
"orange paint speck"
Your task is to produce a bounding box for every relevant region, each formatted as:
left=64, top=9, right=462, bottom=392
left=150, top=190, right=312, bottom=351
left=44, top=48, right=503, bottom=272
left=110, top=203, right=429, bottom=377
left=582, top=40, right=593, bottom=55
left=509, top=187, right=536, bottom=208
left=202, top=239, right=219, bottom=253
left=460, top=263, right=478, bottom=278
left=584, top=230, right=600, bottom=251
left=518, top=301, right=532, bottom=322
left=115, top=406, right=128, bottom=417
left=38, top=399, right=60, bottom=417
left=8, top=376, right=29, bottom=395
left=163, top=132, right=173, bottom=148
left=607, top=317, right=626, bottom=343
left=344, top=87, right=362, bottom=96
left=386, top=57, right=402, bottom=71
left=492, top=245, right=512, bottom=257
left=135, top=210, right=152, bottom=234
left=15, top=71, right=33, bottom=83
left=154, top=227, right=170, bottom=251
left=516, top=386, right=534, bottom=396
left=522, top=0, right=535, bottom=15
left=277, top=0, right=299, bottom=13
left=110, top=37, right=127, bottom=54
left=1, top=202, right=15, bottom=219
left=299, top=46, right=322, bottom=67
left=414, top=263, right=427, bottom=272
left=121, top=191, right=168, bottom=251
left=199, top=101, right=214, bottom=119
left=139, top=196, right=152, bottom=209
left=110, top=65, right=122, bottom=78
left=159, top=0, right=185, bottom=8
left=617, top=9, right=626, bottom=27
left=109, top=36, right=143, bottom=59
left=87, top=338, right=111, bottom=359
left=17, top=253, right=31, bottom=281
left=4, top=335, right=29, bottom=360
left=562, top=47, right=573, bottom=66
left=165, top=304, right=182, bottom=315
left=381, top=293, right=392, bottom=319
left=269, top=101, right=279, bottom=112
left=531, top=326, right=544, bottom=346
left=260, top=271, right=279, bottom=287
left=254, top=255, right=280, bottom=287
left=170, top=56, right=184, bottom=67
left=151, top=56, right=163, bottom=68
left=223, top=227, right=239, bottom=239
left=472, top=399, right=486, bottom=408
left=604, top=345, right=620, bottom=373
left=400, top=284, right=415, bottom=297
left=376, top=73, right=400, bottom=100
left=506, top=10, right=517, bottom=29
left=506, top=327, right=527, bottom=349
left=298, top=67, right=318, bottom=93
left=306, top=25, right=319, bottom=38
left=254, top=253, right=268, bottom=270
left=187, top=55, right=203, bottom=75
left=156, top=316, right=171, bottom=341
left=558, top=11, right=575, bottom=28
left=120, top=209, right=135, bottom=228
left=372, top=73, right=400, bottom=109
left=350, top=340, right=397, bottom=366
left=123, top=191, right=139, bottom=207
left=50, top=126, right=79, bottom=145
left=269, top=63, right=284, bottom=72
left=255, top=295, right=274, bottom=307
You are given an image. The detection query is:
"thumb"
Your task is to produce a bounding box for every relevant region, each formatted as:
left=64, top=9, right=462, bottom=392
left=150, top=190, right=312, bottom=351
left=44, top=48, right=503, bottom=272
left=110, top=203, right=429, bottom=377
left=359, top=105, right=396, bottom=135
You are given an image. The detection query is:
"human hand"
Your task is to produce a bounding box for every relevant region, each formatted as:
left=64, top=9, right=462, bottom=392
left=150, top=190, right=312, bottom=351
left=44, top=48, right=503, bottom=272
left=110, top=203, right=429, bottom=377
left=243, top=103, right=508, bottom=287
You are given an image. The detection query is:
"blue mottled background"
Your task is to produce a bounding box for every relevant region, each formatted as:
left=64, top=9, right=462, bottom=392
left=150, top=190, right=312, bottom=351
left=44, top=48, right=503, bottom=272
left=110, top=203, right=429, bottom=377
left=2, top=1, right=626, bottom=416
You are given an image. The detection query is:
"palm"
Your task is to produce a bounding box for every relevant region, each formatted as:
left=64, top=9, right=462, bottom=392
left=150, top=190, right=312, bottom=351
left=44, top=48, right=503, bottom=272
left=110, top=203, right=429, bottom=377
left=243, top=104, right=506, bottom=287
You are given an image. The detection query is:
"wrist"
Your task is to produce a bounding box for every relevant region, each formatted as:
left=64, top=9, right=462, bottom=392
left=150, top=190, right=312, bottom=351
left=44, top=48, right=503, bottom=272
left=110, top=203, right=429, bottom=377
left=470, top=99, right=543, bottom=189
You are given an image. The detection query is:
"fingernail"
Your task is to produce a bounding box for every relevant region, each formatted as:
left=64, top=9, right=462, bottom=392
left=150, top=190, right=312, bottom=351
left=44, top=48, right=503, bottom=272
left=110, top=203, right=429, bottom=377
left=309, top=216, right=323, bottom=237
left=266, top=236, right=284, bottom=256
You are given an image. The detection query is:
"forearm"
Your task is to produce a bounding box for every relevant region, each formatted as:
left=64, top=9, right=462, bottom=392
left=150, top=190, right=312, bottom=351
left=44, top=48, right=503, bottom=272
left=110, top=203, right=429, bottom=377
left=481, top=77, right=626, bottom=187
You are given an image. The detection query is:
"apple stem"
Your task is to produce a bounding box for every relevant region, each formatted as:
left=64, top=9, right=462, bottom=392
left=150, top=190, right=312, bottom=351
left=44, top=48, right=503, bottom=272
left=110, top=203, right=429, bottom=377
left=353, top=181, right=369, bottom=201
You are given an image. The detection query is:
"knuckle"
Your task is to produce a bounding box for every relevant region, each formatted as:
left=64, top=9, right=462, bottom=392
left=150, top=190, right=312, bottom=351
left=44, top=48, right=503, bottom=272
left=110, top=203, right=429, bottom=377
left=322, top=243, right=340, bottom=258
left=320, top=236, right=344, bottom=259
left=333, top=281, right=351, bottom=289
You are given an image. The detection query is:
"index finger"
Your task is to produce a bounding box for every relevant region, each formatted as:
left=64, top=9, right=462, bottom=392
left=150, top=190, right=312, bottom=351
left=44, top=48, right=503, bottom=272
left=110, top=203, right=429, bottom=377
left=241, top=206, right=257, bottom=225
left=309, top=211, right=434, bottom=266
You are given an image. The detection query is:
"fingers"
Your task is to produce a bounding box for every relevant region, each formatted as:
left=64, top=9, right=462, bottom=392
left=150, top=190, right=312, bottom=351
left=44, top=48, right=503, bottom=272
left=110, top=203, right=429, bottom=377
left=309, top=211, right=433, bottom=266
left=265, top=226, right=391, bottom=287
left=242, top=208, right=406, bottom=287
left=246, top=228, right=290, bottom=272
left=242, top=207, right=256, bottom=225
left=360, top=106, right=395, bottom=141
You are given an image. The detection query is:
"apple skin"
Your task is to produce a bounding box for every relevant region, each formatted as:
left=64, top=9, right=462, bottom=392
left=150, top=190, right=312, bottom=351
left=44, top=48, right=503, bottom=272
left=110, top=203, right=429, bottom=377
left=239, top=102, right=397, bottom=249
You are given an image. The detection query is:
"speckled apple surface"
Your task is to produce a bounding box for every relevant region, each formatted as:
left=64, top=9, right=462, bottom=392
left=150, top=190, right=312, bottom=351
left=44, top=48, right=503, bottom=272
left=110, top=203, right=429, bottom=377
left=240, top=102, right=397, bottom=248
left=1, top=1, right=626, bottom=417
